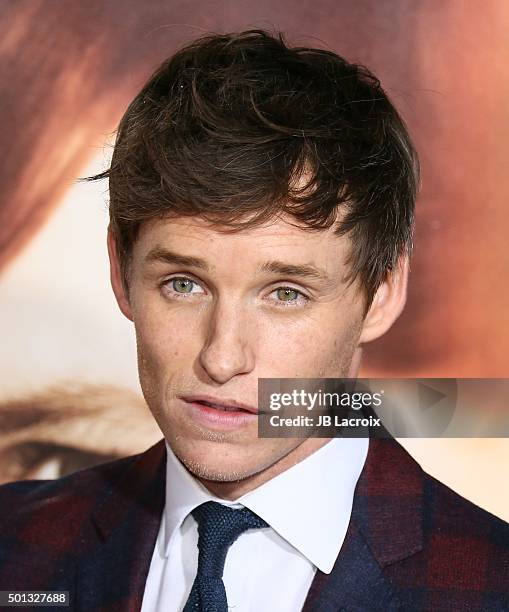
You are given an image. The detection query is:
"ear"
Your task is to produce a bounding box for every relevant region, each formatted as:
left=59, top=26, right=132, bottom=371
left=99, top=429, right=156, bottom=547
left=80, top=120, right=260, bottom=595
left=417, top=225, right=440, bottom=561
left=107, top=228, right=133, bottom=322
left=358, top=255, right=409, bottom=344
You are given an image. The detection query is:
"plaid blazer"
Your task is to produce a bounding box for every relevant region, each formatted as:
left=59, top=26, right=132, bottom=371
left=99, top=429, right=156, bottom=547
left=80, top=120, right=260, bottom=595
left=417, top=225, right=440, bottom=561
left=0, top=436, right=508, bottom=611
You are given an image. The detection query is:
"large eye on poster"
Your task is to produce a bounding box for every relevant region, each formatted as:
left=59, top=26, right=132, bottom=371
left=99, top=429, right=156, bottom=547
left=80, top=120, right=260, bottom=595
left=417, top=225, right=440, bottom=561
left=0, top=2, right=508, bottom=609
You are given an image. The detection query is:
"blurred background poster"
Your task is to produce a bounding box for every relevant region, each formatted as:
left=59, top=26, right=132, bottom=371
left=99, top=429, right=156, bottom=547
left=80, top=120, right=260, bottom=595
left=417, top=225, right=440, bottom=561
left=0, top=1, right=508, bottom=520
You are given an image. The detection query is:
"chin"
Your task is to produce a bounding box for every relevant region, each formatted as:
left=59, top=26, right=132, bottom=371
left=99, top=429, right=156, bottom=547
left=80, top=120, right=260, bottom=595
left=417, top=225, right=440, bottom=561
left=170, top=437, right=263, bottom=481
left=177, top=451, right=253, bottom=482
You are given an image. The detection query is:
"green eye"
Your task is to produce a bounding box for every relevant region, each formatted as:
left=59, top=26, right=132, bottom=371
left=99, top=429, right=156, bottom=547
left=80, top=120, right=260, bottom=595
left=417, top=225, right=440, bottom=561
left=277, top=288, right=299, bottom=301
left=172, top=278, right=194, bottom=293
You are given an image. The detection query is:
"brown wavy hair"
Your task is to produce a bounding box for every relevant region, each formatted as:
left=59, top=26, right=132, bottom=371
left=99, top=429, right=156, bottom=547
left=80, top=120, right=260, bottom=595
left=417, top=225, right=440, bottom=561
left=88, top=29, right=419, bottom=309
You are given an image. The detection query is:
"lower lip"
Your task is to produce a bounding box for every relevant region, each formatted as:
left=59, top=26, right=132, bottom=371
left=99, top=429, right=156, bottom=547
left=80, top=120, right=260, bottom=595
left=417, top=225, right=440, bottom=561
left=182, top=400, right=258, bottom=430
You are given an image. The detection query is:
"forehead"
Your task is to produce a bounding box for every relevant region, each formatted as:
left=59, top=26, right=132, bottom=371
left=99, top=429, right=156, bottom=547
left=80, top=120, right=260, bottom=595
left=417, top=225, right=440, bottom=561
left=133, top=214, right=351, bottom=270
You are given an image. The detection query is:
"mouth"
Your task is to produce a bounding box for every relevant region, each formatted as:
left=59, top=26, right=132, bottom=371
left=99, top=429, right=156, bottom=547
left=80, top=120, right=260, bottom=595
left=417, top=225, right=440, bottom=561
left=180, top=395, right=258, bottom=414
left=179, top=395, right=259, bottom=431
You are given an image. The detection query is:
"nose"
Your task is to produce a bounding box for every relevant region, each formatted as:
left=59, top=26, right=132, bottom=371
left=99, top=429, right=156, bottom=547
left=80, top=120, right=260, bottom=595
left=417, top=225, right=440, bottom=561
left=198, top=299, right=255, bottom=384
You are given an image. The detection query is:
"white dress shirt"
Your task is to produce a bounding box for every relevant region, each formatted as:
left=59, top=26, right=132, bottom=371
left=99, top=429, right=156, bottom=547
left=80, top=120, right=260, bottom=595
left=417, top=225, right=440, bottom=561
left=141, top=436, right=368, bottom=612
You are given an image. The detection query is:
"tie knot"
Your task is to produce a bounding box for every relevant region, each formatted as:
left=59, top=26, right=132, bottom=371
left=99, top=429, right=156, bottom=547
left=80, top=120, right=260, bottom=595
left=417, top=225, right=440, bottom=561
left=191, top=501, right=268, bottom=577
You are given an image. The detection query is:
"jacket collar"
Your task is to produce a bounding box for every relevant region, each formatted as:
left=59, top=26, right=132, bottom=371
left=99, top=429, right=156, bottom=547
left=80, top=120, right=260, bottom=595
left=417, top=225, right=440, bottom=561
left=350, top=436, right=424, bottom=566
left=91, top=438, right=166, bottom=542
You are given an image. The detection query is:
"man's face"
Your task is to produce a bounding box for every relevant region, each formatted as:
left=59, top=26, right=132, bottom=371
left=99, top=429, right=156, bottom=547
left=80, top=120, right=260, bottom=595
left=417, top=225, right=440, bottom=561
left=114, top=214, right=380, bottom=489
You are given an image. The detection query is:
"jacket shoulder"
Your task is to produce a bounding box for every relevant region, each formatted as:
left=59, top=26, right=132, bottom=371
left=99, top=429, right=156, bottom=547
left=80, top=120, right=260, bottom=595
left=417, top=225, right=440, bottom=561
left=422, top=470, right=509, bottom=545
left=0, top=452, right=139, bottom=542
left=387, top=470, right=509, bottom=608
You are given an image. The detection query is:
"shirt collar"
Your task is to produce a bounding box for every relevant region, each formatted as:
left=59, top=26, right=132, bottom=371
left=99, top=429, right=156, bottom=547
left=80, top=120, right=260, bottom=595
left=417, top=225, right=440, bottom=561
left=163, top=436, right=368, bottom=574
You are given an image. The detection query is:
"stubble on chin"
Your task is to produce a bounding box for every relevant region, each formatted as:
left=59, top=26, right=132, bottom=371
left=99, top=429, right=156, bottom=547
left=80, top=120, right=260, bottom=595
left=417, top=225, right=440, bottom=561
left=170, top=431, right=295, bottom=485
left=176, top=453, right=248, bottom=483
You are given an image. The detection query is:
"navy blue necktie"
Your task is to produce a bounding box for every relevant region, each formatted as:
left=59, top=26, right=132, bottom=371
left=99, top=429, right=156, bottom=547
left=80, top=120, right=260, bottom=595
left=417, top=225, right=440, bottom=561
left=183, top=501, right=268, bottom=612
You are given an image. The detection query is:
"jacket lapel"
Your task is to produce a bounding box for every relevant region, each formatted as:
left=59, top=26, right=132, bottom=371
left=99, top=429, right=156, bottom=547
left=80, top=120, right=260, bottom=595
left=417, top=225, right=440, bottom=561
left=75, top=439, right=167, bottom=612
left=302, top=437, right=424, bottom=611
left=302, top=521, right=402, bottom=611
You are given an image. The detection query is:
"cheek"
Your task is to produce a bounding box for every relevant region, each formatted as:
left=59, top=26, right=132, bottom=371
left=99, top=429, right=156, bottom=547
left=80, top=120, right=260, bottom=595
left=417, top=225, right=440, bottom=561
left=133, top=295, right=201, bottom=361
left=133, top=302, right=201, bottom=401
left=257, top=311, right=362, bottom=377
left=135, top=328, right=166, bottom=412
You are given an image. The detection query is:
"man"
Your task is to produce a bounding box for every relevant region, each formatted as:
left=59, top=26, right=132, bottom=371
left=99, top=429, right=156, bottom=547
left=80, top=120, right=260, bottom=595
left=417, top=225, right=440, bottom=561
left=0, top=30, right=507, bottom=612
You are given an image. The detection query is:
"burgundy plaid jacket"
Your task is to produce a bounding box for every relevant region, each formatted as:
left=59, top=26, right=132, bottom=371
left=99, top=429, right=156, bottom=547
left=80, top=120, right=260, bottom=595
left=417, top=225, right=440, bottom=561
left=0, top=437, right=508, bottom=611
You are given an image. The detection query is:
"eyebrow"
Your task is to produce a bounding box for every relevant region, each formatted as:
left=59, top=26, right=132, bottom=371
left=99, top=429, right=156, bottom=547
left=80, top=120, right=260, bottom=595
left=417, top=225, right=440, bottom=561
left=258, top=260, right=330, bottom=281
left=144, top=247, right=210, bottom=270
left=144, top=247, right=331, bottom=282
